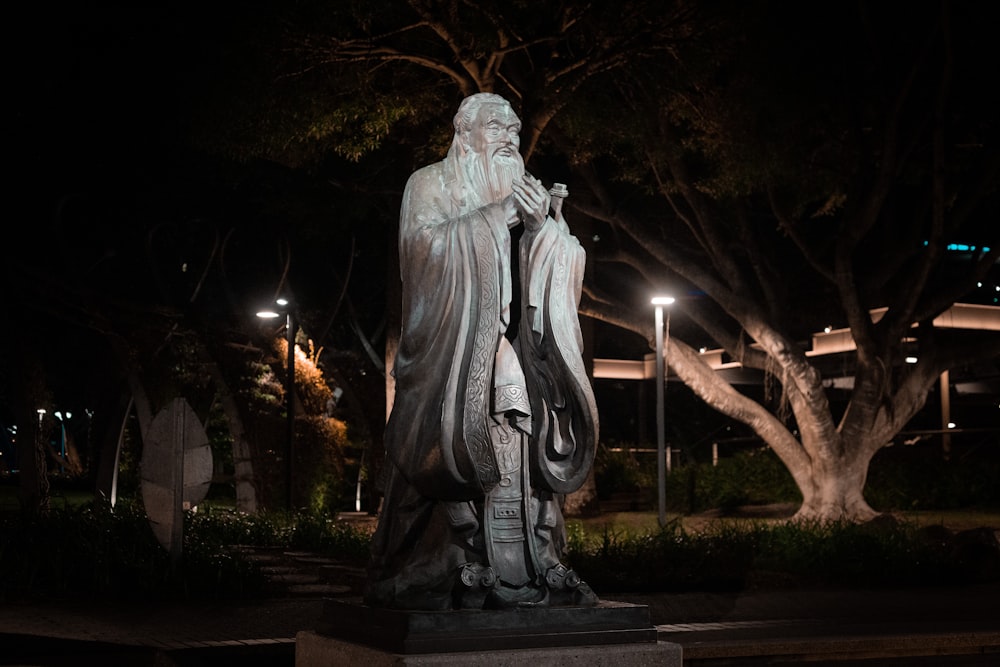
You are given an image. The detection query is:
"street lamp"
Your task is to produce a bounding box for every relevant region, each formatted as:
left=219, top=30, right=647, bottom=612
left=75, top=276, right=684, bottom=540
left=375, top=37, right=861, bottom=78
left=54, top=411, right=71, bottom=475
left=257, top=298, right=297, bottom=510
left=651, top=295, right=675, bottom=527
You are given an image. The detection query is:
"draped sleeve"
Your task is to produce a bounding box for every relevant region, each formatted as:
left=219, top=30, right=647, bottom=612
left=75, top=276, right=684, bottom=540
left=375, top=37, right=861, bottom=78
left=519, top=217, right=599, bottom=494
left=385, top=162, right=511, bottom=500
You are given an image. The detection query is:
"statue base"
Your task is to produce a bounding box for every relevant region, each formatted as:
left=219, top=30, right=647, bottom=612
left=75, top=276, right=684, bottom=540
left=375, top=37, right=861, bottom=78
left=308, top=597, right=662, bottom=654
left=296, top=630, right=682, bottom=666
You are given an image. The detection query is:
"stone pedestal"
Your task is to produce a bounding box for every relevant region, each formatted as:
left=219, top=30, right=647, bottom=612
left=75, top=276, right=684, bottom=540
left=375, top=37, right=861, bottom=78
left=296, top=632, right=682, bottom=666
left=295, top=597, right=682, bottom=666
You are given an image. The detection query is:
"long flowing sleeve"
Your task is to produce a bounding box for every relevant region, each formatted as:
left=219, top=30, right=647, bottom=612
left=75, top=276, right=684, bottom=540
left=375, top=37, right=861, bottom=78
left=519, top=218, right=599, bottom=494
left=385, top=163, right=512, bottom=500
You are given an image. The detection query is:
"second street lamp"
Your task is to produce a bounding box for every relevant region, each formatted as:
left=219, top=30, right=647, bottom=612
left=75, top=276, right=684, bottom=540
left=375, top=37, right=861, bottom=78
left=651, top=295, right=675, bottom=527
left=256, top=298, right=297, bottom=511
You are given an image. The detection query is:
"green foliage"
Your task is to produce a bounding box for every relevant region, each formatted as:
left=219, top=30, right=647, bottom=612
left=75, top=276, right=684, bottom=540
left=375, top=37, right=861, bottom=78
left=2, top=493, right=995, bottom=602
left=301, top=97, right=425, bottom=162
left=566, top=520, right=755, bottom=592
left=114, top=423, right=142, bottom=499
left=594, top=443, right=1000, bottom=516
left=684, top=449, right=801, bottom=512
left=185, top=507, right=295, bottom=547
left=287, top=511, right=371, bottom=561
left=866, top=444, right=1000, bottom=511
left=241, top=361, right=284, bottom=413
left=593, top=444, right=656, bottom=500
left=594, top=445, right=802, bottom=512
left=0, top=503, right=373, bottom=601
left=206, top=400, right=235, bottom=474
left=566, top=518, right=968, bottom=593
left=748, top=519, right=951, bottom=587
left=0, top=501, right=171, bottom=600
left=296, top=415, right=352, bottom=513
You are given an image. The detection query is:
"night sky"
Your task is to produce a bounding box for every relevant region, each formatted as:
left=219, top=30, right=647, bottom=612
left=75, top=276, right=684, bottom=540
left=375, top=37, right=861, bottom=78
left=7, top=6, right=285, bottom=419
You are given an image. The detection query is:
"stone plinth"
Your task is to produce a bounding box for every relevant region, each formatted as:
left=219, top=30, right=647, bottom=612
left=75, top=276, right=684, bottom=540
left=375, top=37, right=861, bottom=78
left=296, top=598, right=681, bottom=666
left=296, top=631, right=682, bottom=666
left=319, top=598, right=656, bottom=653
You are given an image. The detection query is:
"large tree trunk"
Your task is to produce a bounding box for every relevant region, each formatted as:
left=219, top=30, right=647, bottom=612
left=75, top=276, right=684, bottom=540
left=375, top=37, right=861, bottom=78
left=792, top=435, right=879, bottom=522
left=596, top=309, right=889, bottom=524
left=760, top=340, right=882, bottom=523
left=199, top=349, right=258, bottom=513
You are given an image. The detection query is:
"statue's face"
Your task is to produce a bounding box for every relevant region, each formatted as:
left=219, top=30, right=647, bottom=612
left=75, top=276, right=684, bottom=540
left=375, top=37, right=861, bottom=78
left=469, top=103, right=522, bottom=161
left=457, top=100, right=525, bottom=206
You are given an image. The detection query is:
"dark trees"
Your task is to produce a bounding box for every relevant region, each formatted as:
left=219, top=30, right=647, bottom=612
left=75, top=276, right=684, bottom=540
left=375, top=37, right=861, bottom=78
left=566, top=1, right=1000, bottom=519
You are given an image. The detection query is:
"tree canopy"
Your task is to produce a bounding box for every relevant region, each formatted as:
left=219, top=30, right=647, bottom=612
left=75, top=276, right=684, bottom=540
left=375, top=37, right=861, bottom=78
left=209, top=0, right=999, bottom=520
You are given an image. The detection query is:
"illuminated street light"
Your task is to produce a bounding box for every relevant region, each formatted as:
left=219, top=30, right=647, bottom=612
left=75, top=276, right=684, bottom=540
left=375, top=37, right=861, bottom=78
left=651, top=295, right=675, bottom=527
left=257, top=298, right=297, bottom=510
left=54, top=411, right=71, bottom=474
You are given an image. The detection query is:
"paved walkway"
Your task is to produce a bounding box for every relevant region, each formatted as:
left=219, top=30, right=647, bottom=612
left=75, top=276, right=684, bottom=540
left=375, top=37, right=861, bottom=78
left=622, top=583, right=1000, bottom=664
left=2, top=557, right=999, bottom=665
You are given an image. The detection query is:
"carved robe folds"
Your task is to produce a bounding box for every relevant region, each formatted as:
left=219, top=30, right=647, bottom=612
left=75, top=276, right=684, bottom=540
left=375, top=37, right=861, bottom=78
left=365, top=157, right=598, bottom=610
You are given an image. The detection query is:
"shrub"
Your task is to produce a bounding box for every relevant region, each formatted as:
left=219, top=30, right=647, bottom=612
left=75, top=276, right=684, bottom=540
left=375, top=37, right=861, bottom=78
left=288, top=511, right=371, bottom=561
left=0, top=503, right=372, bottom=601
left=565, top=517, right=975, bottom=593
left=592, top=446, right=802, bottom=513
left=0, top=501, right=170, bottom=600
left=865, top=443, right=1000, bottom=510
left=595, top=439, right=999, bottom=514
left=593, top=443, right=656, bottom=500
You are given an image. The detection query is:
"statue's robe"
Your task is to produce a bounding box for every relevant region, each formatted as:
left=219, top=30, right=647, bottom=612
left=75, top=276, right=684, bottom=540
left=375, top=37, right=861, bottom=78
left=365, top=154, right=598, bottom=610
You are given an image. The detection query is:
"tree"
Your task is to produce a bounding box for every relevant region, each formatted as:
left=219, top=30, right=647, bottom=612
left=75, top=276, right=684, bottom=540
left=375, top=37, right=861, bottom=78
left=565, top=1, right=1000, bottom=519
left=202, top=0, right=999, bottom=521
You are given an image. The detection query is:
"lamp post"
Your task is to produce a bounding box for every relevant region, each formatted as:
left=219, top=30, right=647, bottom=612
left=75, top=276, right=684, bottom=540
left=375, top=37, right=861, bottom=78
left=651, top=295, right=675, bottom=527
left=54, top=411, right=71, bottom=474
left=257, top=298, right=297, bottom=510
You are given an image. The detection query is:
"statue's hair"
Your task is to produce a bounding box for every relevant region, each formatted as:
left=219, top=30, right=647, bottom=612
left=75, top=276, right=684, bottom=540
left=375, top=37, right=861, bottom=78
left=453, top=93, right=511, bottom=135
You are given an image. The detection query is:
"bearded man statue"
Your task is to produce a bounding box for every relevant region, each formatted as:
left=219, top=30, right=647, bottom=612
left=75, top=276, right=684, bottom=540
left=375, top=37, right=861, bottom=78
left=364, top=93, right=599, bottom=611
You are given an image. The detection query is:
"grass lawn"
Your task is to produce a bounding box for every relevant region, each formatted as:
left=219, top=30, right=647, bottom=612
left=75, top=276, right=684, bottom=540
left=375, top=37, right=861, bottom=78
left=574, top=504, right=1000, bottom=536
left=0, top=483, right=94, bottom=512
left=4, top=479, right=998, bottom=536
left=0, top=481, right=238, bottom=513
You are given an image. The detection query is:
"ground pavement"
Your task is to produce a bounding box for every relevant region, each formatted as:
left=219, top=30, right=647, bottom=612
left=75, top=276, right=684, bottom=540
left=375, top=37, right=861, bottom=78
left=2, top=544, right=998, bottom=666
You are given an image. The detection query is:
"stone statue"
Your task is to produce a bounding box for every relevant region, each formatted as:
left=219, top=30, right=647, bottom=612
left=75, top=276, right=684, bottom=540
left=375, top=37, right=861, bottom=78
left=365, top=93, right=599, bottom=611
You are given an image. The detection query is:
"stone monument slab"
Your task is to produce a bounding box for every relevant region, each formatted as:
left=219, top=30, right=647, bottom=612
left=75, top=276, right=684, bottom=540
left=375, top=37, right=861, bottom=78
left=296, top=631, right=683, bottom=667
left=316, top=598, right=656, bottom=654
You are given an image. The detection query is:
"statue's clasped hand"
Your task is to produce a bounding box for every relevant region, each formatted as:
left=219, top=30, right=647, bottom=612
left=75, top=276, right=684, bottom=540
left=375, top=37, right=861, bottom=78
left=512, top=175, right=550, bottom=232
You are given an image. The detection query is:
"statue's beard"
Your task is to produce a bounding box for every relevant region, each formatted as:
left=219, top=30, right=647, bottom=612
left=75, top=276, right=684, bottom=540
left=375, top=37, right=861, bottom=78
left=461, top=149, right=525, bottom=207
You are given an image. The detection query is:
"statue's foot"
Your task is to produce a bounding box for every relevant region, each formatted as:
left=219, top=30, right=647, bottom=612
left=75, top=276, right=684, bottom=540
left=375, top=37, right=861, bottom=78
left=549, top=579, right=599, bottom=606
left=545, top=563, right=599, bottom=607
left=458, top=562, right=598, bottom=609
left=487, top=583, right=548, bottom=609
left=457, top=562, right=497, bottom=609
